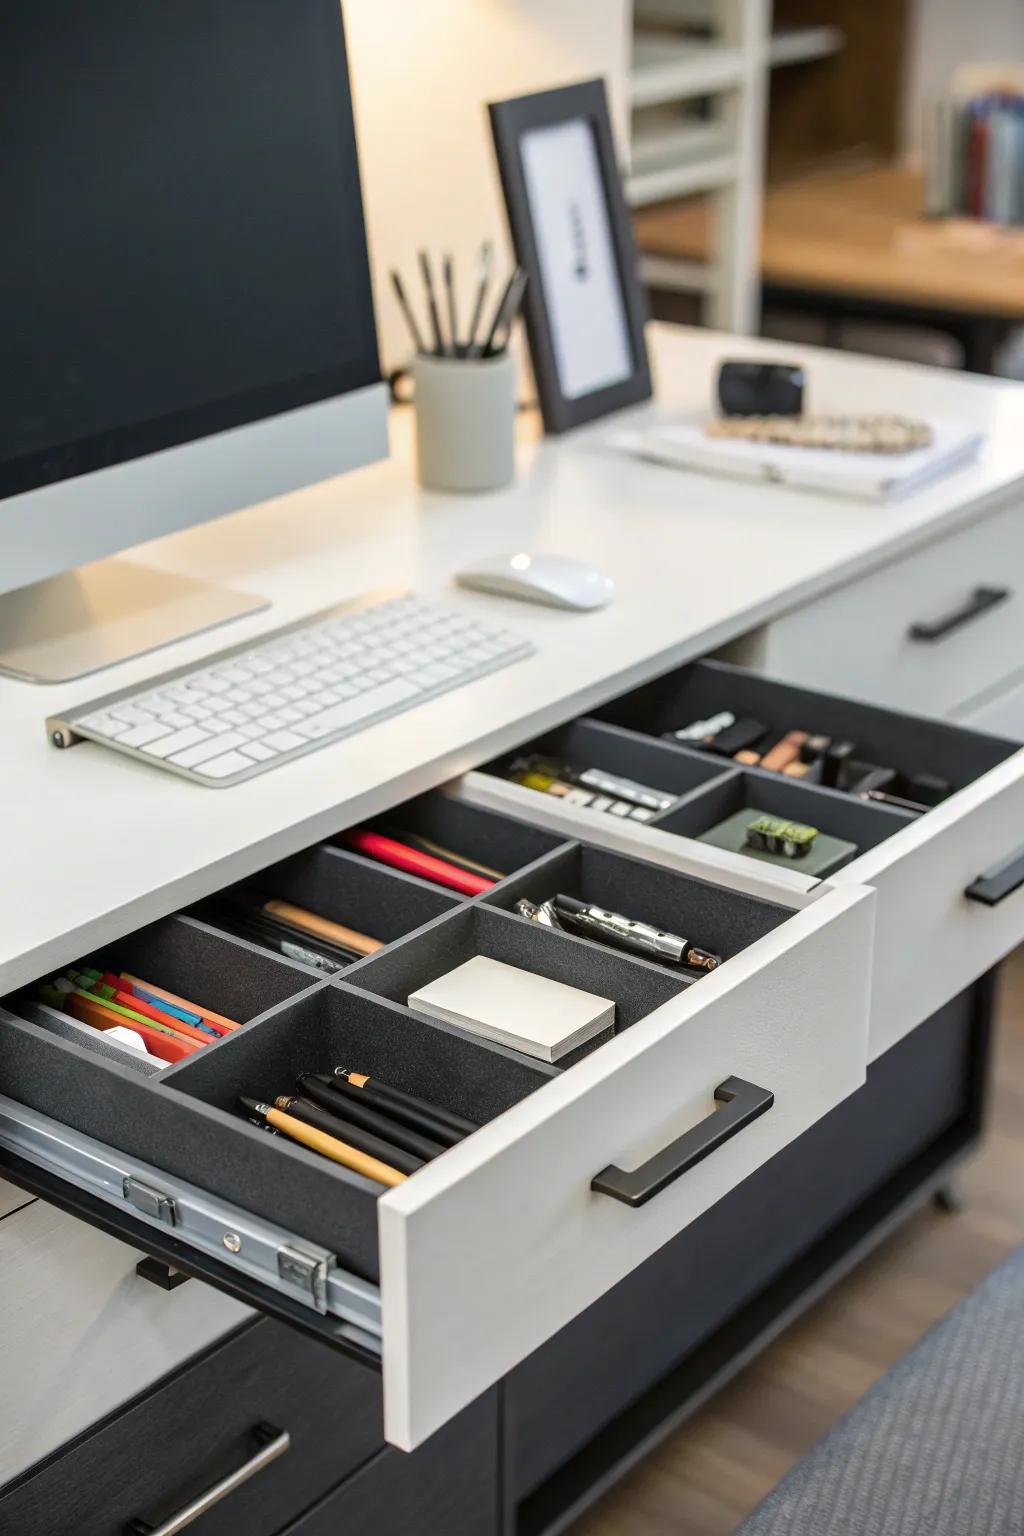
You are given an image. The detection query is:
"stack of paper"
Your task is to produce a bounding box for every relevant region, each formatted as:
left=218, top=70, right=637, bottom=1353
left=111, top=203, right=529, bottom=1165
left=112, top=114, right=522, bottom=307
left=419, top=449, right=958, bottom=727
left=409, top=955, right=615, bottom=1064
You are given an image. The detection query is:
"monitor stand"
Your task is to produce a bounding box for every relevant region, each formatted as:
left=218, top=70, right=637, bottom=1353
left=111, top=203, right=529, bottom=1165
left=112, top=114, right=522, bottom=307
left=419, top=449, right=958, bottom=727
left=0, top=558, right=269, bottom=684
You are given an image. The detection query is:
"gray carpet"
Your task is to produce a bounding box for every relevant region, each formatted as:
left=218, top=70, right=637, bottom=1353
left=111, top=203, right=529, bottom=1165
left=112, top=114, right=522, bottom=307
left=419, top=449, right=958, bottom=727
left=736, top=1242, right=1024, bottom=1535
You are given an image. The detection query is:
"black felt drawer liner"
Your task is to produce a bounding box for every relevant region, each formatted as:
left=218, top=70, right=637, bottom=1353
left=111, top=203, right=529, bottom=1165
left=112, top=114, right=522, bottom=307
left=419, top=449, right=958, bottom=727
left=595, top=658, right=1018, bottom=792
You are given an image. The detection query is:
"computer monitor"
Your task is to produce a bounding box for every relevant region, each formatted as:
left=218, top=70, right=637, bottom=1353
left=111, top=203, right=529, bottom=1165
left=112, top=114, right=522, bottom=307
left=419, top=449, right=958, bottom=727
left=1, top=0, right=388, bottom=682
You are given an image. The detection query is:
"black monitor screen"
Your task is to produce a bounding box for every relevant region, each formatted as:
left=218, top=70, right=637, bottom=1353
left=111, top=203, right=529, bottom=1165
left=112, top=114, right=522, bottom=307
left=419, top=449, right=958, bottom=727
left=1, top=0, right=380, bottom=499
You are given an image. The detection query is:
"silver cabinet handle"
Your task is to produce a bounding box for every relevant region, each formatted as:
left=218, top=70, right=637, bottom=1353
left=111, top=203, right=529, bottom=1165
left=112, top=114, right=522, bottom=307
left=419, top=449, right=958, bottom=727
left=127, top=1423, right=290, bottom=1535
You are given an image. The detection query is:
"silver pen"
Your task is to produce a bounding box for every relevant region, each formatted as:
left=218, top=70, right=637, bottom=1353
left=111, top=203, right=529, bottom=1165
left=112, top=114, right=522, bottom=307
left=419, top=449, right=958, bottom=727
left=553, top=895, right=720, bottom=971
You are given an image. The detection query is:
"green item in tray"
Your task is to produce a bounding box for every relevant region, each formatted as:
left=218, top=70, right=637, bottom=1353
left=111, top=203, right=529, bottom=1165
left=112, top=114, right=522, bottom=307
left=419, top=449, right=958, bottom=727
left=745, top=814, right=818, bottom=859
left=698, top=807, right=859, bottom=879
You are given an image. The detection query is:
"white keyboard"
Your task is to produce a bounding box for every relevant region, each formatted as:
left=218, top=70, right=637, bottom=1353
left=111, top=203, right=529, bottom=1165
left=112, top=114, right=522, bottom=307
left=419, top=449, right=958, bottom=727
left=48, top=591, right=534, bottom=786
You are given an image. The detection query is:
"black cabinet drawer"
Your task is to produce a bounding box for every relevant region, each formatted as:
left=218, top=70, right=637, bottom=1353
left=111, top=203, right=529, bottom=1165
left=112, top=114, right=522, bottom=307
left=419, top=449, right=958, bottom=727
left=507, top=986, right=977, bottom=1499
left=0, top=1317, right=382, bottom=1536
left=278, top=1393, right=499, bottom=1536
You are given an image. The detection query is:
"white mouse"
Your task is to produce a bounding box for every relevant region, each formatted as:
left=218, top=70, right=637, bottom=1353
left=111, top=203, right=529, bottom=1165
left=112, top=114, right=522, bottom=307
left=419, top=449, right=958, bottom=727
left=455, top=553, right=614, bottom=611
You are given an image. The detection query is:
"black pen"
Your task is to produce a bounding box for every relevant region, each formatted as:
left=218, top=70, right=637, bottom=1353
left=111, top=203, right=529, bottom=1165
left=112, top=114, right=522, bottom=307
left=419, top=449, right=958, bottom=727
left=297, top=1074, right=446, bottom=1161
left=465, top=240, right=494, bottom=357
left=274, top=1095, right=425, bottom=1174
left=483, top=266, right=527, bottom=355
left=418, top=249, right=446, bottom=355
left=443, top=253, right=458, bottom=354
left=332, top=1067, right=477, bottom=1145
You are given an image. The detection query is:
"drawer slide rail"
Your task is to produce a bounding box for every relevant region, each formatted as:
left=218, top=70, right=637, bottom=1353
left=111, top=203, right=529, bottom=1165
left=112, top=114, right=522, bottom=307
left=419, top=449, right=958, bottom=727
left=0, top=1094, right=381, bottom=1343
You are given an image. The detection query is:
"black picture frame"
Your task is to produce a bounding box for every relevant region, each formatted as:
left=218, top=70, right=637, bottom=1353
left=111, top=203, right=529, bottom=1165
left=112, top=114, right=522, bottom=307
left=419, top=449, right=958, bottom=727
left=489, top=79, right=652, bottom=435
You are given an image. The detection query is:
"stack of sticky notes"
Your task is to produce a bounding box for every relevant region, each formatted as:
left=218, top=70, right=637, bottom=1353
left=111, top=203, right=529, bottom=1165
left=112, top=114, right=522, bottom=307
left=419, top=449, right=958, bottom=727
left=409, top=955, right=615, bottom=1064
left=36, top=967, right=239, bottom=1066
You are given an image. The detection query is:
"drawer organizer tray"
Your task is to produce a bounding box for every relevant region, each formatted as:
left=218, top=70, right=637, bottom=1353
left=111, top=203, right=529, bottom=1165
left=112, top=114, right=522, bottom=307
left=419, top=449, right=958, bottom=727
left=0, top=788, right=872, bottom=1450
left=462, top=659, right=1024, bottom=1057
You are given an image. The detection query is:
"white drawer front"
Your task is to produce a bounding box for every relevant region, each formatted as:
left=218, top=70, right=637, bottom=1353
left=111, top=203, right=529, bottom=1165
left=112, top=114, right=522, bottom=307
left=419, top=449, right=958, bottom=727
left=831, top=748, right=1024, bottom=1058
left=0, top=1197, right=251, bottom=1485
left=378, top=883, right=872, bottom=1449
left=757, top=502, right=1024, bottom=719
left=957, top=675, right=1024, bottom=741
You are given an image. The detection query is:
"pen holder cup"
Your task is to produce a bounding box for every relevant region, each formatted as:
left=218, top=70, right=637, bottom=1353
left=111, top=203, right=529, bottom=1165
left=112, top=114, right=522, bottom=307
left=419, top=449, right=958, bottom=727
left=413, top=351, right=516, bottom=494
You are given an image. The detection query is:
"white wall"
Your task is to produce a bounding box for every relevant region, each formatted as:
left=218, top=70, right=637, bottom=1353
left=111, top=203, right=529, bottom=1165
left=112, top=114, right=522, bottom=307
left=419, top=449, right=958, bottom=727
left=344, top=0, right=631, bottom=371
left=903, top=0, right=1024, bottom=155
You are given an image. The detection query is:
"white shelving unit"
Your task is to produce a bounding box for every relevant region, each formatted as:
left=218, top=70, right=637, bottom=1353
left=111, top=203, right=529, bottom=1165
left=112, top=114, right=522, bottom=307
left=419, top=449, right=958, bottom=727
left=628, top=2, right=845, bottom=333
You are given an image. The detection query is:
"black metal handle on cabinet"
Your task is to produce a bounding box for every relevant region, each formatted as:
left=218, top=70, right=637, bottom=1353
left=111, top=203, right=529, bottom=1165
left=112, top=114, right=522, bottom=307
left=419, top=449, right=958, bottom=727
left=908, top=585, right=1010, bottom=642
left=127, top=1423, right=289, bottom=1535
left=965, top=845, right=1024, bottom=906
left=591, top=1077, right=774, bottom=1209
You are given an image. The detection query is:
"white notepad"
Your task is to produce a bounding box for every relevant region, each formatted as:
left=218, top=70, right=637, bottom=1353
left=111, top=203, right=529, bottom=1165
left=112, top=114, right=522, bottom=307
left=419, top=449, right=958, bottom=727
left=607, top=415, right=983, bottom=502
left=409, top=956, right=615, bottom=1064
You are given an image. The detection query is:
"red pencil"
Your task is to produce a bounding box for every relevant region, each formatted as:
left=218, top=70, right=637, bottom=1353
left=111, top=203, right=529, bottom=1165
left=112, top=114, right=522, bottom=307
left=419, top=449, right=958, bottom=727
left=342, top=828, right=494, bottom=896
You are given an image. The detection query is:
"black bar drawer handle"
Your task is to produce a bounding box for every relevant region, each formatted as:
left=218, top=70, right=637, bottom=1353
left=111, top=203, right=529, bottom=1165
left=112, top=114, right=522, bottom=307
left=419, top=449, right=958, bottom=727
left=591, top=1076, right=774, bottom=1209
left=127, top=1422, right=289, bottom=1535
left=908, top=585, right=1010, bottom=642
left=966, top=845, right=1024, bottom=906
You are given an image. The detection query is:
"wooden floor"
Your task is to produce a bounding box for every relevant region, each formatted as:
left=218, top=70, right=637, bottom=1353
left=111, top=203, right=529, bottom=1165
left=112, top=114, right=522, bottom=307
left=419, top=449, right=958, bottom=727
left=574, top=952, right=1024, bottom=1536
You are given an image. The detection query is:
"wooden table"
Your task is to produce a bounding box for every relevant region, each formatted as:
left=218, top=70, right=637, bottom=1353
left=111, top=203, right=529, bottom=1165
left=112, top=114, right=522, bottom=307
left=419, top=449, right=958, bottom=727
left=635, top=165, right=1024, bottom=371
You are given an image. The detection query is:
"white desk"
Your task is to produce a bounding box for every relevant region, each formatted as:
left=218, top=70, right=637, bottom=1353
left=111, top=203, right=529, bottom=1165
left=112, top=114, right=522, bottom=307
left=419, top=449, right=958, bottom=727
left=3, top=322, right=1024, bottom=995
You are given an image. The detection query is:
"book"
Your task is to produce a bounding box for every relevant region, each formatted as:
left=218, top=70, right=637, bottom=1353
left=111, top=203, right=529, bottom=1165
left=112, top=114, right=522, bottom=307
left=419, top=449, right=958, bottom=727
left=409, top=955, right=615, bottom=1064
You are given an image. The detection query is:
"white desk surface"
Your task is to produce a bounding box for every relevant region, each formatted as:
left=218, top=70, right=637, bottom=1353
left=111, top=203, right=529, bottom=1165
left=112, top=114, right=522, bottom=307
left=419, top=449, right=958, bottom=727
left=3, top=324, right=1024, bottom=993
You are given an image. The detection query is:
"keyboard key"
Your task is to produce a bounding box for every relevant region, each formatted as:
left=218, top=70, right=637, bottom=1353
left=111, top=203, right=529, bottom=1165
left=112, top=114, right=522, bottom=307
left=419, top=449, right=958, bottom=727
left=193, top=750, right=255, bottom=780
left=78, top=712, right=132, bottom=739
left=263, top=729, right=307, bottom=752
left=117, top=721, right=175, bottom=749
left=292, top=678, right=420, bottom=739
left=109, top=703, right=157, bottom=726
left=142, top=725, right=211, bottom=759
left=240, top=740, right=278, bottom=762
left=168, top=731, right=247, bottom=768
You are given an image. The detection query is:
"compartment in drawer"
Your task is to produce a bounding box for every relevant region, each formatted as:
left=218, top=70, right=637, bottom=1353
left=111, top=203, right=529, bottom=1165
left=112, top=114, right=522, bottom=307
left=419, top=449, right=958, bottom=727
left=484, top=841, right=792, bottom=973
left=334, top=791, right=566, bottom=896
left=481, top=717, right=731, bottom=820
left=191, top=843, right=461, bottom=970
left=350, top=898, right=691, bottom=1042
left=655, top=769, right=915, bottom=876
left=5, top=914, right=321, bottom=1071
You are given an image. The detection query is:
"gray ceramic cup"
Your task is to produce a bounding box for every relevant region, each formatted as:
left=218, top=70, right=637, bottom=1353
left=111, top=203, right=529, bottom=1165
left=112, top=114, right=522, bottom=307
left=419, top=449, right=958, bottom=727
left=413, top=351, right=516, bottom=493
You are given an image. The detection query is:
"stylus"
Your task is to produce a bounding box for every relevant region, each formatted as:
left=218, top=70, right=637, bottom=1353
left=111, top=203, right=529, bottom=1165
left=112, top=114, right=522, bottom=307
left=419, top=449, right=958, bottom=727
left=274, top=1096, right=425, bottom=1174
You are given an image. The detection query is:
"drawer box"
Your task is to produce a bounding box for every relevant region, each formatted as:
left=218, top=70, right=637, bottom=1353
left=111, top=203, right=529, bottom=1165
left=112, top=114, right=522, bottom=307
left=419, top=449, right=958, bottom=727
left=748, top=500, right=1024, bottom=719
left=462, top=660, right=1024, bottom=1059
left=0, top=793, right=872, bottom=1453
left=0, top=1318, right=381, bottom=1536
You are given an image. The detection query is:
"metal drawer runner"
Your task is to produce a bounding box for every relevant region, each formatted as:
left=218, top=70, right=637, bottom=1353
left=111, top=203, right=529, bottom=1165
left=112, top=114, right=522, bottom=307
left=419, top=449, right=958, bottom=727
left=0, top=1094, right=381, bottom=1349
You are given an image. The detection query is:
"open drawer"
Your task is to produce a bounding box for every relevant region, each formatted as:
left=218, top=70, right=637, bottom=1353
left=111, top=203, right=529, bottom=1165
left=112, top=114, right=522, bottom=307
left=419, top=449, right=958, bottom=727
left=459, top=660, right=1024, bottom=1059
left=0, top=791, right=872, bottom=1453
